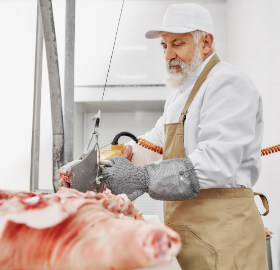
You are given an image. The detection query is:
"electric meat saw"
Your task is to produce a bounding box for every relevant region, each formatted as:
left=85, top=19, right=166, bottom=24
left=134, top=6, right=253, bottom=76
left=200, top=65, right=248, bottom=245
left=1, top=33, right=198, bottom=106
left=59, top=112, right=138, bottom=193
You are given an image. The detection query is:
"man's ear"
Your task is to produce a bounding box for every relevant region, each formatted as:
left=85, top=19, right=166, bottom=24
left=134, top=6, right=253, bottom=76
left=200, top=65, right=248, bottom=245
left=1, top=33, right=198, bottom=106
left=200, top=33, right=214, bottom=56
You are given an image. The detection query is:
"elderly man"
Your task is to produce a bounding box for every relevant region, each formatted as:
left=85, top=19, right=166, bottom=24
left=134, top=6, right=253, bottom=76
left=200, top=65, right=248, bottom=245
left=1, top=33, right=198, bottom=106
left=103, top=3, right=268, bottom=270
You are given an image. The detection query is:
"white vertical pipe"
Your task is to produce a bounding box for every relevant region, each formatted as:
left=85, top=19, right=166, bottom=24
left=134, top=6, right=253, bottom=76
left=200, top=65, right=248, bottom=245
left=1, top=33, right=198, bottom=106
left=30, top=1, right=43, bottom=192
left=39, top=0, right=64, bottom=192
left=64, top=0, right=76, bottom=164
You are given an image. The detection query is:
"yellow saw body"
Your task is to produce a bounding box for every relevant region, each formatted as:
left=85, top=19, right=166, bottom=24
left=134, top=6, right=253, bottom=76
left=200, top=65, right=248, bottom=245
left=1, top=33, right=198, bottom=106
left=100, top=143, right=126, bottom=160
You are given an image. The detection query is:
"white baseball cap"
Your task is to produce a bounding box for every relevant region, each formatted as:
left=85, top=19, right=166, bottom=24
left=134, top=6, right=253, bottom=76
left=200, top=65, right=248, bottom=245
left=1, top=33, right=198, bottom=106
left=145, top=3, right=214, bottom=39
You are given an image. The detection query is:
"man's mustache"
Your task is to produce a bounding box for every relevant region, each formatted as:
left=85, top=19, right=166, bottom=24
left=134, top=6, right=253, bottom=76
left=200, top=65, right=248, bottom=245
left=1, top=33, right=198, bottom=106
left=167, top=60, right=185, bottom=70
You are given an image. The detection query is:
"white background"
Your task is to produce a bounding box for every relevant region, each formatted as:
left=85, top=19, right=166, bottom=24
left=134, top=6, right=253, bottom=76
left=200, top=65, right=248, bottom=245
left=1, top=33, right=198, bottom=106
left=0, top=0, right=279, bottom=268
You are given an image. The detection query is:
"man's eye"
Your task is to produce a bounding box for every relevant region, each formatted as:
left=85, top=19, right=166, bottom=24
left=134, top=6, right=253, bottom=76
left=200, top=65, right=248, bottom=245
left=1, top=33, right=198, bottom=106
left=173, top=44, right=181, bottom=47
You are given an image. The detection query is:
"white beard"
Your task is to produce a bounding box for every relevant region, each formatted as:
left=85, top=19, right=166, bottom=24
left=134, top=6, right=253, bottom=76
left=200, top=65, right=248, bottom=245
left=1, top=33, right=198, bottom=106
left=165, top=46, right=203, bottom=89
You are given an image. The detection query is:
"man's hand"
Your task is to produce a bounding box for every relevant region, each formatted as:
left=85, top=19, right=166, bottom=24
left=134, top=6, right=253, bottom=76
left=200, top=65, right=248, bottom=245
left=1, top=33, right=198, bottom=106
left=103, top=157, right=148, bottom=201
left=123, top=145, right=133, bottom=161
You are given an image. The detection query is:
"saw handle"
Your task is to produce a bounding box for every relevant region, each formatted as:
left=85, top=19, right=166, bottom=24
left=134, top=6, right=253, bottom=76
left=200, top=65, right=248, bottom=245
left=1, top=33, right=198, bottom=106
left=112, top=131, right=138, bottom=145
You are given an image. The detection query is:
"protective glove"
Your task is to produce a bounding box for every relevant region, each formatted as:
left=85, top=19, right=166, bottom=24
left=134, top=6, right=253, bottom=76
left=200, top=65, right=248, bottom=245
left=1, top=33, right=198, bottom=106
left=102, top=157, right=200, bottom=201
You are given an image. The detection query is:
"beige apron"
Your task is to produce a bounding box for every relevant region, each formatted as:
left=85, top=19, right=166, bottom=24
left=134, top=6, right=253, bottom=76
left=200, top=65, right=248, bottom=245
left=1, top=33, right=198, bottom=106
left=163, top=54, right=269, bottom=270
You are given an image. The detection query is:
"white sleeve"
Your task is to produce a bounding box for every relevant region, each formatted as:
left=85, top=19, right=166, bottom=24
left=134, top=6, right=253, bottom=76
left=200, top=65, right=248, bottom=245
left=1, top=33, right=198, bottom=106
left=128, top=91, right=176, bottom=166
left=188, top=70, right=263, bottom=187
left=129, top=116, right=164, bottom=166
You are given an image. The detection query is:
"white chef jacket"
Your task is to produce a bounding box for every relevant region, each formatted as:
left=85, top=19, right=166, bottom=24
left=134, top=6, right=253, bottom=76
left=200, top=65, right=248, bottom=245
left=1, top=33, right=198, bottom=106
left=130, top=53, right=263, bottom=189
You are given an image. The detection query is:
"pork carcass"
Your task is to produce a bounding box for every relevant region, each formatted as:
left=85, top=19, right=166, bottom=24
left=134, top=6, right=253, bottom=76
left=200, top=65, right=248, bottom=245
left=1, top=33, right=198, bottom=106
left=0, top=188, right=181, bottom=270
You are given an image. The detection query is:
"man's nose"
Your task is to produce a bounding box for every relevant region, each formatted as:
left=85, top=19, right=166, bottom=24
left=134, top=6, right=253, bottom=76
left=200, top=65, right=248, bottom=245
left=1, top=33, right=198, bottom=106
left=165, top=47, right=176, bottom=61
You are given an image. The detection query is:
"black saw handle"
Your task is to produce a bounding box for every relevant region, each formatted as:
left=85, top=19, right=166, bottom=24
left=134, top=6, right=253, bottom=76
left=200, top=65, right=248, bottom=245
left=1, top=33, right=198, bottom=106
left=111, top=132, right=138, bottom=145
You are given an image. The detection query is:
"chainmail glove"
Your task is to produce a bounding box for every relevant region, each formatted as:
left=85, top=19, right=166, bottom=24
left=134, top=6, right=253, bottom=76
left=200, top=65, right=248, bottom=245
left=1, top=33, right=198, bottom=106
left=145, top=157, right=200, bottom=200
left=102, top=156, right=200, bottom=201
left=102, top=157, right=148, bottom=201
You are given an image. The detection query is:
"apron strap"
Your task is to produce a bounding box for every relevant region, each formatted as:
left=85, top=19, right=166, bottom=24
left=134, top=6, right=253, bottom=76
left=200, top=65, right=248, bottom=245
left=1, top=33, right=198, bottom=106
left=179, top=54, right=220, bottom=124
left=254, top=192, right=269, bottom=216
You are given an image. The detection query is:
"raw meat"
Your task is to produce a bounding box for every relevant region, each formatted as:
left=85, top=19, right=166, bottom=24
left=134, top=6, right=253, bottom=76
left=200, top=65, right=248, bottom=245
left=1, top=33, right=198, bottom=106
left=0, top=188, right=181, bottom=270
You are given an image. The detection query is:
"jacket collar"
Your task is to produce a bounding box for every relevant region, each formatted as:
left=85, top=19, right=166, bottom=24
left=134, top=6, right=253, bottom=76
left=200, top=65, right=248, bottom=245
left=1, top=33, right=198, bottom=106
left=178, top=52, right=215, bottom=93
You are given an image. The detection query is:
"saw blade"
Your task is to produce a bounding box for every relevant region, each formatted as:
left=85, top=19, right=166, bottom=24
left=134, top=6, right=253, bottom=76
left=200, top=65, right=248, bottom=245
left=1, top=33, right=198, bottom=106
left=71, top=146, right=103, bottom=193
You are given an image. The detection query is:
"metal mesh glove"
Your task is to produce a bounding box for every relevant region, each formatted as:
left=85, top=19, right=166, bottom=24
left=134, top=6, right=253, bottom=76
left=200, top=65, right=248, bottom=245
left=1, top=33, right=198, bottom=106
left=145, top=158, right=200, bottom=201
left=103, top=157, right=148, bottom=201
left=102, top=157, right=200, bottom=201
